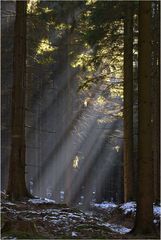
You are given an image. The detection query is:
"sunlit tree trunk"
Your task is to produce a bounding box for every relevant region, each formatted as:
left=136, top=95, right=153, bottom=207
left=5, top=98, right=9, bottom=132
left=133, top=2, right=155, bottom=234
left=123, top=2, right=134, bottom=202
left=65, top=19, right=73, bottom=206
left=7, top=1, right=31, bottom=200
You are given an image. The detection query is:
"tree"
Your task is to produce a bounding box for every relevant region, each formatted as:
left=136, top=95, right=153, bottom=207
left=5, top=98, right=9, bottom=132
left=152, top=1, right=160, bottom=204
left=123, top=2, right=134, bottom=202
left=7, top=1, right=31, bottom=200
left=1, top=1, right=15, bottom=191
left=132, top=1, right=155, bottom=234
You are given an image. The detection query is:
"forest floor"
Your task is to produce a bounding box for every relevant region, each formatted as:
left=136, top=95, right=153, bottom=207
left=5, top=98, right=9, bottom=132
left=1, top=193, right=160, bottom=239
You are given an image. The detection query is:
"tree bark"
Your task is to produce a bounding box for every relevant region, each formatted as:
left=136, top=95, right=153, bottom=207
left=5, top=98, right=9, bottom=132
left=123, top=2, right=134, bottom=202
left=152, top=1, right=160, bottom=204
left=65, top=22, right=73, bottom=206
left=7, top=1, right=31, bottom=200
left=132, top=1, right=155, bottom=234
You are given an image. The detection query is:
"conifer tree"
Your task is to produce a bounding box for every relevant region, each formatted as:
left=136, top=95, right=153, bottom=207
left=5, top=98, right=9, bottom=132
left=123, top=2, right=134, bottom=202
left=133, top=1, right=155, bottom=234
left=7, top=1, right=31, bottom=200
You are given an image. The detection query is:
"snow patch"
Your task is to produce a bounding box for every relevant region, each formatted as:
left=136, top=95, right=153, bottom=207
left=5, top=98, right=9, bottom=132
left=49, top=216, right=58, bottom=219
left=120, top=202, right=161, bottom=217
left=94, top=201, right=117, bottom=209
left=153, top=219, right=158, bottom=224
left=153, top=206, right=161, bottom=217
left=42, top=209, right=59, bottom=214
left=5, top=202, right=16, bottom=206
left=50, top=219, right=62, bottom=224
left=101, top=222, right=131, bottom=234
left=72, top=231, right=78, bottom=237
left=120, top=201, right=136, bottom=214
left=28, top=198, right=55, bottom=204
left=68, top=213, right=81, bottom=218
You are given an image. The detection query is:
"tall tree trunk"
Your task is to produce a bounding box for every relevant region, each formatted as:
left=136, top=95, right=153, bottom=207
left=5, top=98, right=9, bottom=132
left=133, top=2, right=155, bottom=234
left=152, top=1, right=160, bottom=204
left=65, top=24, right=73, bottom=206
left=123, top=2, right=134, bottom=202
left=7, top=1, right=31, bottom=200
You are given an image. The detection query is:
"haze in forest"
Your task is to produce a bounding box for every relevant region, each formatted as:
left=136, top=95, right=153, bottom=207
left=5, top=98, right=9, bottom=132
left=1, top=0, right=160, bottom=239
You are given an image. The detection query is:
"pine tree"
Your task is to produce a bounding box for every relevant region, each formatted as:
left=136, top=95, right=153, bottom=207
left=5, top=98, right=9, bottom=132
left=152, top=1, right=160, bottom=204
left=7, top=1, right=31, bottom=200
left=132, top=1, right=155, bottom=234
left=123, top=2, right=134, bottom=202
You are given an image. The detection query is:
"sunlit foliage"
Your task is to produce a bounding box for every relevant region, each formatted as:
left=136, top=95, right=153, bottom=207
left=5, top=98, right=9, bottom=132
left=36, top=39, right=56, bottom=55
left=86, top=0, right=98, bottom=6
left=95, top=96, right=106, bottom=106
left=71, top=51, right=94, bottom=69
left=27, top=0, right=39, bottom=14
left=73, top=156, right=79, bottom=169
left=113, top=145, right=120, bottom=152
left=55, top=23, right=71, bottom=31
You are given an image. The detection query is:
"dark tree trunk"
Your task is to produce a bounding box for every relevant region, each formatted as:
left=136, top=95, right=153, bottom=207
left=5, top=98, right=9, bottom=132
left=123, top=2, right=134, bottom=202
left=132, top=2, right=155, bottom=234
left=152, top=1, right=160, bottom=204
left=7, top=1, right=31, bottom=200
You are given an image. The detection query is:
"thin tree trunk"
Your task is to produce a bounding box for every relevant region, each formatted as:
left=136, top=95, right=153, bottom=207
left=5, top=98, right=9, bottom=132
left=152, top=1, right=160, bottom=204
left=65, top=23, right=73, bottom=205
left=123, top=2, right=134, bottom=202
left=7, top=1, right=31, bottom=200
left=132, top=2, right=155, bottom=234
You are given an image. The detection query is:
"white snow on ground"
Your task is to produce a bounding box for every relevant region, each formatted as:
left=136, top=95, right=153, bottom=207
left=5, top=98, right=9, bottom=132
left=68, top=213, right=82, bottom=218
left=153, top=206, right=161, bottom=217
left=120, top=202, right=161, bottom=217
left=94, top=202, right=117, bottom=209
left=42, top=209, right=59, bottom=215
left=100, top=223, right=131, bottom=234
left=120, top=201, right=136, bottom=214
left=28, top=198, right=55, bottom=204
left=94, top=201, right=161, bottom=219
left=44, top=198, right=56, bottom=203
left=72, top=231, right=78, bottom=237
left=5, top=202, right=16, bottom=206
left=153, top=219, right=159, bottom=224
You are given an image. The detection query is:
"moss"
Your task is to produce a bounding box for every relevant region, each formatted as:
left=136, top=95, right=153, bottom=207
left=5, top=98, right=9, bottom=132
left=76, top=223, right=109, bottom=231
left=2, top=230, right=46, bottom=239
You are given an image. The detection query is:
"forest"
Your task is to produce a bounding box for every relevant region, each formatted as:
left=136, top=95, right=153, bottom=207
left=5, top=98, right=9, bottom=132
left=1, top=0, right=160, bottom=239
